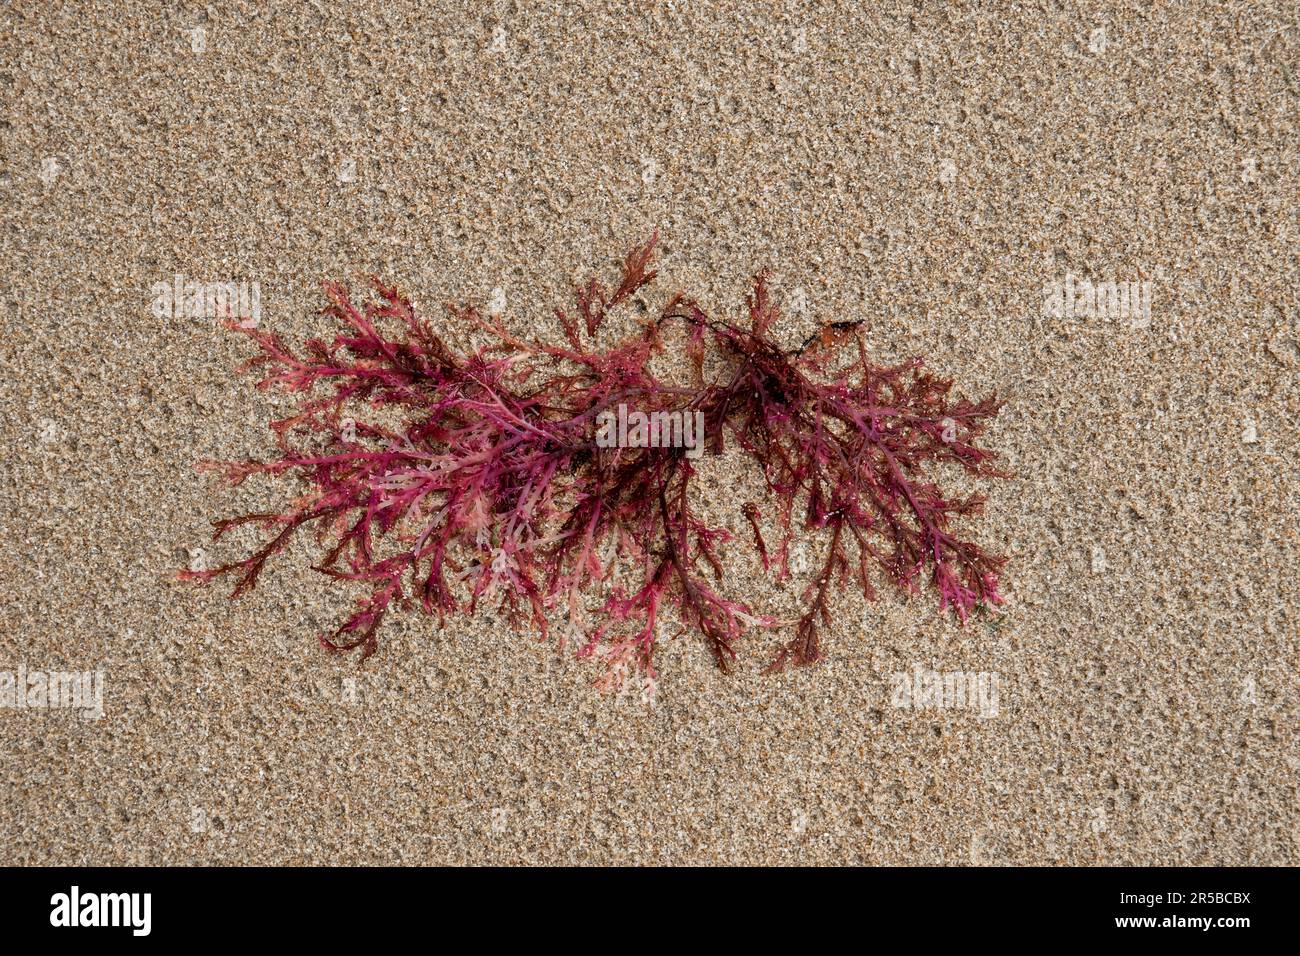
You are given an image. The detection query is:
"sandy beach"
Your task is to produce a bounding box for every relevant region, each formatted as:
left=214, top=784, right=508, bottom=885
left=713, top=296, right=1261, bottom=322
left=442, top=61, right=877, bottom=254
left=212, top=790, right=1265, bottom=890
left=2, top=0, right=1296, bottom=864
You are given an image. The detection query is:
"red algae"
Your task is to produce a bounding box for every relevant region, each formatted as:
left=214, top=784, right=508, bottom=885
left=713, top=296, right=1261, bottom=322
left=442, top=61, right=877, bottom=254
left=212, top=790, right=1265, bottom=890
left=182, top=236, right=1006, bottom=693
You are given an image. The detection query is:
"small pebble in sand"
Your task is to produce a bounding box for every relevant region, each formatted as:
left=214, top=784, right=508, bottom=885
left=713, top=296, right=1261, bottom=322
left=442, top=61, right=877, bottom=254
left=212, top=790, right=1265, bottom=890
left=341, top=677, right=360, bottom=705
left=640, top=156, right=659, bottom=187
left=788, top=285, right=809, bottom=316
left=36, top=417, right=61, bottom=444
left=1240, top=676, right=1259, bottom=705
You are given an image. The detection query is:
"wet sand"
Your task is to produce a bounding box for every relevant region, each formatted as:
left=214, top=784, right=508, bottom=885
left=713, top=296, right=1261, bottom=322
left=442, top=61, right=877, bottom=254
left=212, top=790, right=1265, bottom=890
left=2, top=1, right=1296, bottom=864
